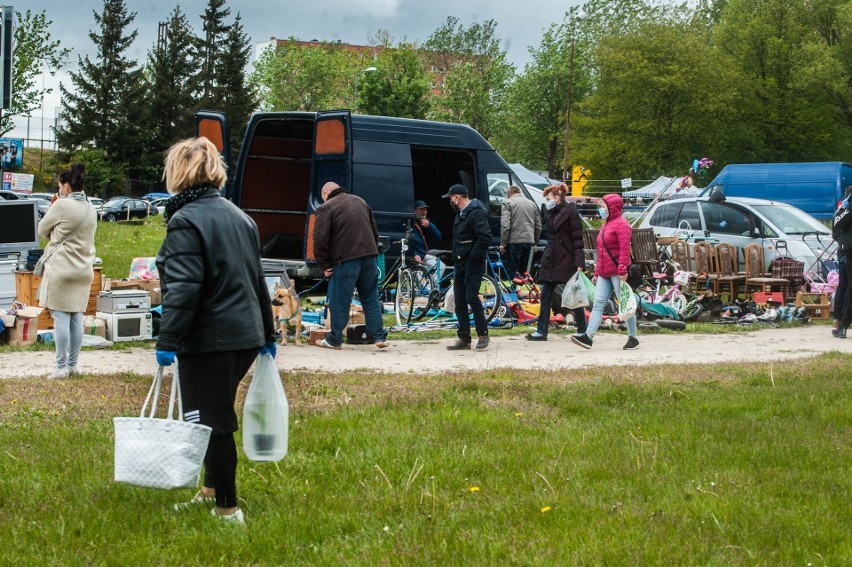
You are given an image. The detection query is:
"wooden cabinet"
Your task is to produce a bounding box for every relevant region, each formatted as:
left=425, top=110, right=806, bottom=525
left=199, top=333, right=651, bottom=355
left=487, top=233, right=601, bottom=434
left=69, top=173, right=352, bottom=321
left=15, top=268, right=103, bottom=330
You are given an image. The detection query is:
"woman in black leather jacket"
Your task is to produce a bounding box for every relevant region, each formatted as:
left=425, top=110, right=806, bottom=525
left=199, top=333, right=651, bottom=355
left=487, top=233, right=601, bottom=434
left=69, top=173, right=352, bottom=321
left=155, top=137, right=275, bottom=524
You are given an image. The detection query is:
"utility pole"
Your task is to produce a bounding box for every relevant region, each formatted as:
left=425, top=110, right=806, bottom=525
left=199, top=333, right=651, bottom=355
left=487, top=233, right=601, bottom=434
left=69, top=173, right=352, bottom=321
left=561, top=19, right=577, bottom=184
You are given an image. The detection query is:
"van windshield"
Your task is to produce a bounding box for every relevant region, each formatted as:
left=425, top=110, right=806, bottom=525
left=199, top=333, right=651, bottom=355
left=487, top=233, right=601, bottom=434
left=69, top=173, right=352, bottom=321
left=750, top=205, right=830, bottom=235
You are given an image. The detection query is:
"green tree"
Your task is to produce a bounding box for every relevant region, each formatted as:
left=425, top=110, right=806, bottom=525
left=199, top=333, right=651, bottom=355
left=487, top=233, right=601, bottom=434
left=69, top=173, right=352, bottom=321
left=196, top=0, right=230, bottom=107
left=495, top=12, right=589, bottom=178
left=1, top=10, right=70, bottom=137
left=213, top=13, right=257, bottom=153
left=357, top=43, right=430, bottom=118
left=143, top=7, right=198, bottom=167
left=713, top=0, right=840, bottom=161
left=57, top=0, right=147, bottom=183
left=574, top=18, right=745, bottom=179
left=250, top=40, right=360, bottom=112
left=424, top=17, right=514, bottom=139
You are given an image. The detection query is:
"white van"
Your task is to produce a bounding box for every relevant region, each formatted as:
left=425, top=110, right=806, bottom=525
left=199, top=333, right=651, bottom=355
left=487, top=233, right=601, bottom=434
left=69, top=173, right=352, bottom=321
left=638, top=196, right=835, bottom=272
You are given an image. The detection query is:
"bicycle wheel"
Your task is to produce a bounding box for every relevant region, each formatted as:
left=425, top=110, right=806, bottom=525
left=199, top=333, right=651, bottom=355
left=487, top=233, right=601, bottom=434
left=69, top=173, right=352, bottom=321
left=478, top=274, right=502, bottom=323
left=406, top=265, right=435, bottom=321
left=669, top=293, right=687, bottom=317
left=681, top=298, right=704, bottom=322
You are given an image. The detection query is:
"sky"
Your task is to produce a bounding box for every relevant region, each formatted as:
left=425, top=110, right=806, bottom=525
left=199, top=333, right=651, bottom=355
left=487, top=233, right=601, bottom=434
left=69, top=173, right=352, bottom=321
left=11, top=0, right=579, bottom=142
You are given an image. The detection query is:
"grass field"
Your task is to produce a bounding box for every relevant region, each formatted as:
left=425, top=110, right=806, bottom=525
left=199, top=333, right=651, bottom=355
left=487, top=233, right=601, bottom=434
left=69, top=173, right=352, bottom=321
left=93, top=216, right=167, bottom=279
left=0, top=355, right=849, bottom=564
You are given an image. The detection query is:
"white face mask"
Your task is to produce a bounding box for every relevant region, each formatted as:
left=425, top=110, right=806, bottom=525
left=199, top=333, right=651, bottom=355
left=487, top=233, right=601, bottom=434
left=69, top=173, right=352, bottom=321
left=598, top=207, right=608, bottom=219
left=545, top=199, right=556, bottom=210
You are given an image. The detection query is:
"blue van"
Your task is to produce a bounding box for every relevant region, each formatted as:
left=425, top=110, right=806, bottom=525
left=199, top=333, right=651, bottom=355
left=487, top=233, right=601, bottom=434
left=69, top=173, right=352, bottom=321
left=196, top=110, right=536, bottom=278
left=700, top=162, right=852, bottom=220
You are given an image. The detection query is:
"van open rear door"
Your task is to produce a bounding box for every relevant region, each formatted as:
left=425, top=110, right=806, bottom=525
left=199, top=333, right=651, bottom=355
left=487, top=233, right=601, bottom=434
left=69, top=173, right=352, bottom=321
left=306, top=110, right=352, bottom=262
left=195, top=111, right=232, bottom=191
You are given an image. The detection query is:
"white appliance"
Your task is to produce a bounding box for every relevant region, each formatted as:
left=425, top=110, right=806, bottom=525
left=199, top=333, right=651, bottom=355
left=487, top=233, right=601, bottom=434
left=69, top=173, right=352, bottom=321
left=96, top=290, right=152, bottom=341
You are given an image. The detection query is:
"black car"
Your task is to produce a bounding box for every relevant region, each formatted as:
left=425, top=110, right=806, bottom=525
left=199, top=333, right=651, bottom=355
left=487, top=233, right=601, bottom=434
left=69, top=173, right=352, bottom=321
left=99, top=197, right=158, bottom=222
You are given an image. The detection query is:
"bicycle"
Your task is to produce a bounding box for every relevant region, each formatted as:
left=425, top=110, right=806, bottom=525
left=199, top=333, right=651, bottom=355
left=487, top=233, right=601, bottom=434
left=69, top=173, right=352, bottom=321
left=397, top=248, right=503, bottom=325
left=635, top=260, right=703, bottom=321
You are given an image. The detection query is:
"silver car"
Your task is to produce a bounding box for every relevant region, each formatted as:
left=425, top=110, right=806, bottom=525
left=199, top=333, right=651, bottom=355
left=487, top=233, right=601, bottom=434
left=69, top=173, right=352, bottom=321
left=637, top=196, right=834, bottom=272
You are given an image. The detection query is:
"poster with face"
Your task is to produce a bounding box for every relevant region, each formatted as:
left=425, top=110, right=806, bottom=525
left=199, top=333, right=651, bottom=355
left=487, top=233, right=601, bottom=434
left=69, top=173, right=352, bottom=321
left=0, top=138, right=23, bottom=171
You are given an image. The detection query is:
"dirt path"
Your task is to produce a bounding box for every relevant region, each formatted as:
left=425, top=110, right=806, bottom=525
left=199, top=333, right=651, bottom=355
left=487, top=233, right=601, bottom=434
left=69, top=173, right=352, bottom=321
left=1, top=325, right=849, bottom=378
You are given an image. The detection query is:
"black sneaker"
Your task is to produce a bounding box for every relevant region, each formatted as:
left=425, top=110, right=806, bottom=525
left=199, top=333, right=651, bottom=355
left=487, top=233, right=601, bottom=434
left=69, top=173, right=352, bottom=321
left=623, top=336, right=640, bottom=350
left=571, top=334, right=593, bottom=349
left=832, top=326, right=847, bottom=339
left=525, top=332, right=547, bottom=341
left=447, top=339, right=471, bottom=350
left=475, top=335, right=490, bottom=350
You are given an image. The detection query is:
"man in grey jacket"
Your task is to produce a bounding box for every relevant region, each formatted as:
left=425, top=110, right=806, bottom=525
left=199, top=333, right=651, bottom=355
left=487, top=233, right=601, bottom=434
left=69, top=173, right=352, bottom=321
left=499, top=186, right=541, bottom=280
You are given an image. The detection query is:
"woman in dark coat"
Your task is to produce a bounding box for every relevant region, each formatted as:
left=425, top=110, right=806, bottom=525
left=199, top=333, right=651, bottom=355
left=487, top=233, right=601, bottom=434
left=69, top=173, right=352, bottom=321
left=526, top=184, right=586, bottom=341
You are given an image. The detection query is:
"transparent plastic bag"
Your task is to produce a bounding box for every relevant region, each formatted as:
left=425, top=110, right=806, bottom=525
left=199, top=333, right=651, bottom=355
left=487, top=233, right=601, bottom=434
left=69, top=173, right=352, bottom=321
left=562, top=271, right=592, bottom=309
left=618, top=280, right=637, bottom=321
left=242, top=353, right=288, bottom=462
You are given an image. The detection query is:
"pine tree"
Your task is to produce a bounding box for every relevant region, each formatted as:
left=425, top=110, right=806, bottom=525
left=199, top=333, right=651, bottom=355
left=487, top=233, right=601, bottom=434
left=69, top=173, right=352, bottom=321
left=144, top=7, right=198, bottom=158
left=214, top=13, right=257, bottom=153
left=196, top=0, right=230, bottom=107
left=57, top=0, right=146, bottom=184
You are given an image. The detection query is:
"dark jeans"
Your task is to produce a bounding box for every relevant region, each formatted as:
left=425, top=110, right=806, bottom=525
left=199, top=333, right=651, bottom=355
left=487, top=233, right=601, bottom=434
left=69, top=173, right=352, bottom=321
left=838, top=252, right=852, bottom=329
left=834, top=252, right=849, bottom=321
left=453, top=258, right=487, bottom=342
left=327, top=256, right=388, bottom=347
left=503, top=243, right=532, bottom=279
left=538, top=281, right=587, bottom=336
left=179, top=348, right=257, bottom=509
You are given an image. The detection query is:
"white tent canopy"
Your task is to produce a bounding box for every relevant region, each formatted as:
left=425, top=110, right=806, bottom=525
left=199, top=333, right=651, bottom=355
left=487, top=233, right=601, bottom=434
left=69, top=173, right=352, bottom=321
left=509, top=163, right=561, bottom=189
left=622, top=176, right=702, bottom=200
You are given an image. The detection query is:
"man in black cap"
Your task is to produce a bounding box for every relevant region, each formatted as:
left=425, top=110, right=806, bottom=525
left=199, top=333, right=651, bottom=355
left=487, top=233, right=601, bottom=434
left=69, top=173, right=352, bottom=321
left=411, top=200, right=443, bottom=279
left=443, top=184, right=491, bottom=350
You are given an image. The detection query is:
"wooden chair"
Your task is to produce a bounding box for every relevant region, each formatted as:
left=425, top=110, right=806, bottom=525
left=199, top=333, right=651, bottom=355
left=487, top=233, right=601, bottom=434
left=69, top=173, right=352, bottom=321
left=743, top=243, right=788, bottom=299
left=713, top=243, right=745, bottom=302
left=582, top=228, right=599, bottom=264
left=630, top=228, right=661, bottom=277
left=692, top=242, right=718, bottom=292
left=670, top=239, right=692, bottom=272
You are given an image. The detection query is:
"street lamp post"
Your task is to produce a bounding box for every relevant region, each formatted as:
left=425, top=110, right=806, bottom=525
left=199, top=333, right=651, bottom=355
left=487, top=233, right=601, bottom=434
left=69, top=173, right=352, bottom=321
left=353, top=66, right=377, bottom=113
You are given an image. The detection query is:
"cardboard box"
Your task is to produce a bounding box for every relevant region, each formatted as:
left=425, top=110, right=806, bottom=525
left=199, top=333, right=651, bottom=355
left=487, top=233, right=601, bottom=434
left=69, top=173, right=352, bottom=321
left=323, top=304, right=365, bottom=329
left=107, top=279, right=162, bottom=306
left=4, top=305, right=43, bottom=347
left=82, top=315, right=106, bottom=337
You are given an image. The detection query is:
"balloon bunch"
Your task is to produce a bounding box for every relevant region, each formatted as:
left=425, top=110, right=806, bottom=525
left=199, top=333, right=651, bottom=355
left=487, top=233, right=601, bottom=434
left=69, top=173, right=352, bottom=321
left=677, top=157, right=715, bottom=191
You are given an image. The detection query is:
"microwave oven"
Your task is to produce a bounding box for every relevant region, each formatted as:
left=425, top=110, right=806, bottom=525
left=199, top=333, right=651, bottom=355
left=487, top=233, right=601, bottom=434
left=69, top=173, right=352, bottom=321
left=96, top=311, right=153, bottom=342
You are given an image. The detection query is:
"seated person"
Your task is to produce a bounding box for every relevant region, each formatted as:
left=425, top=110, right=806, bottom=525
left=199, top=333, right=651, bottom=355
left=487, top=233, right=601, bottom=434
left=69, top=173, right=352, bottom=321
left=411, top=200, right=443, bottom=279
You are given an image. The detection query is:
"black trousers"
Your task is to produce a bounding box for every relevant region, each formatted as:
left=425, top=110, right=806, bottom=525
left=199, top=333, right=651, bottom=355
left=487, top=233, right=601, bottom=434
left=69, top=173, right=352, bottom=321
left=537, top=281, right=587, bottom=336
left=178, top=348, right=257, bottom=509
left=453, top=258, right=488, bottom=342
left=839, top=252, right=852, bottom=330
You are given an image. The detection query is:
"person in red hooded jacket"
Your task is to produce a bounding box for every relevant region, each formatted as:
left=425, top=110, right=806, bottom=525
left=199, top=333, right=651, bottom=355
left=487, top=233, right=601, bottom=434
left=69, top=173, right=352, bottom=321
left=571, top=193, right=639, bottom=350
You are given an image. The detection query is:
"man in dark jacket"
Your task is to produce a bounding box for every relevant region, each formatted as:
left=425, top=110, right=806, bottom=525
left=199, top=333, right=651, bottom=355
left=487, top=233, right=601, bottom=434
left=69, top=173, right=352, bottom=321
left=312, top=182, right=389, bottom=349
left=832, top=187, right=852, bottom=338
left=444, top=184, right=492, bottom=350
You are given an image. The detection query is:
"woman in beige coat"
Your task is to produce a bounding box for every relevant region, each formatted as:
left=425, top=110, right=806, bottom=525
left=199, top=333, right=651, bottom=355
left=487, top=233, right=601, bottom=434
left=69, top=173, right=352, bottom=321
left=38, top=163, right=97, bottom=378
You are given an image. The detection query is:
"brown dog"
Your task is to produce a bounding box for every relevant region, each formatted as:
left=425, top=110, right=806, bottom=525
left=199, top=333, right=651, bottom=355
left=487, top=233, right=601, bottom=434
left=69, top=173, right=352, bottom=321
left=271, top=282, right=303, bottom=346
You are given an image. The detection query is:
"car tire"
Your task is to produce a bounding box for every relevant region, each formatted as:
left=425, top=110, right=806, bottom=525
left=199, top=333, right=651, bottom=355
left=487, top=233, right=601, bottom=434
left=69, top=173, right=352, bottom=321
left=105, top=213, right=117, bottom=222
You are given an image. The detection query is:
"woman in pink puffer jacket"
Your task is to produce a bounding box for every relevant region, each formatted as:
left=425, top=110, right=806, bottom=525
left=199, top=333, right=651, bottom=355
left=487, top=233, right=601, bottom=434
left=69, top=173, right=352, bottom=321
left=571, top=193, right=639, bottom=350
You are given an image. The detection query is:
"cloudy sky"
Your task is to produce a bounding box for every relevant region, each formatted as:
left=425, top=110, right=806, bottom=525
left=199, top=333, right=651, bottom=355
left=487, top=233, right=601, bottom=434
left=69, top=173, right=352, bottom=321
left=13, top=0, right=578, bottom=140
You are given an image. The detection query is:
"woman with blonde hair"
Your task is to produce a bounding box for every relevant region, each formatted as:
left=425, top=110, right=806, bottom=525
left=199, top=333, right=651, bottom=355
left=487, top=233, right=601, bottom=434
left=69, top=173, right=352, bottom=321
left=38, top=163, right=97, bottom=378
left=156, top=137, right=275, bottom=524
left=526, top=184, right=586, bottom=340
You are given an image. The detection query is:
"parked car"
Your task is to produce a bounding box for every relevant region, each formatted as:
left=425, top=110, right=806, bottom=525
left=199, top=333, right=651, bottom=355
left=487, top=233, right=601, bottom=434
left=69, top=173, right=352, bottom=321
left=89, top=197, right=105, bottom=210
left=142, top=192, right=171, bottom=202
left=0, top=190, right=50, bottom=218
left=99, top=197, right=158, bottom=222
left=149, top=197, right=170, bottom=215
left=638, top=195, right=833, bottom=272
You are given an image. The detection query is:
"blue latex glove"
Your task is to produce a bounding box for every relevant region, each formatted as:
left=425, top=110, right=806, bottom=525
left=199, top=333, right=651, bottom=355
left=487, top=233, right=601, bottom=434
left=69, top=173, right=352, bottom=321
left=259, top=341, right=277, bottom=358
left=843, top=197, right=850, bottom=209
left=156, top=349, right=176, bottom=367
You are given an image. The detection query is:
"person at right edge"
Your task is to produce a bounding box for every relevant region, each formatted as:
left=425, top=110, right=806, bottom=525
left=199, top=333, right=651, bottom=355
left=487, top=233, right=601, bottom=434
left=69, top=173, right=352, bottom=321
left=155, top=137, right=276, bottom=525
left=831, top=186, right=852, bottom=338
left=571, top=193, right=639, bottom=350
left=444, top=184, right=492, bottom=350
left=526, top=184, right=586, bottom=341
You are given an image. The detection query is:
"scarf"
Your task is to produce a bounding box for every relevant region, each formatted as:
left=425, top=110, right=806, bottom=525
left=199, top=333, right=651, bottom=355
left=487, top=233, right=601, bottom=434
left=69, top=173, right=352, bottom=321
left=164, top=186, right=214, bottom=221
